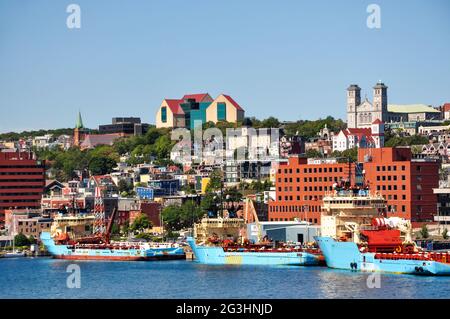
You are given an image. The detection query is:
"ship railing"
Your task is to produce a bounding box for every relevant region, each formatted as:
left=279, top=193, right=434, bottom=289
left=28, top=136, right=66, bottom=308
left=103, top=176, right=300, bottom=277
left=323, top=190, right=384, bottom=199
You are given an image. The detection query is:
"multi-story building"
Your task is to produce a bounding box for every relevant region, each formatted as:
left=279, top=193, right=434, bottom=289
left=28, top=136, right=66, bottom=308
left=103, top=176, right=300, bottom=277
left=0, top=151, right=45, bottom=228
left=155, top=93, right=245, bottom=129
left=99, top=117, right=150, bottom=136
left=268, top=156, right=356, bottom=224
left=358, top=147, right=439, bottom=223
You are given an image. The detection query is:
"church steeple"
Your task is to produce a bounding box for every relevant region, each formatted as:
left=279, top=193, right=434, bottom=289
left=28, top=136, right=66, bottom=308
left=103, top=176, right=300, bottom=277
left=75, top=111, right=84, bottom=129
left=73, top=111, right=86, bottom=148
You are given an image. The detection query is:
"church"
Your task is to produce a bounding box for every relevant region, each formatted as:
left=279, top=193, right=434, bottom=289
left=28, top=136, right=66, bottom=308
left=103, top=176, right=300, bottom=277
left=347, top=82, right=388, bottom=129
left=347, top=81, right=441, bottom=129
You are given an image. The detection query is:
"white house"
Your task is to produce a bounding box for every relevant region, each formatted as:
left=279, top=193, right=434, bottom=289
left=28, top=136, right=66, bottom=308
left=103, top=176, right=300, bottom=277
left=332, top=120, right=384, bottom=152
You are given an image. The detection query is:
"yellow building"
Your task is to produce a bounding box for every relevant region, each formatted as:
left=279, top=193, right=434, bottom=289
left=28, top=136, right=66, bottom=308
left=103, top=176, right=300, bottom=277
left=205, top=94, right=245, bottom=124
left=155, top=93, right=244, bottom=129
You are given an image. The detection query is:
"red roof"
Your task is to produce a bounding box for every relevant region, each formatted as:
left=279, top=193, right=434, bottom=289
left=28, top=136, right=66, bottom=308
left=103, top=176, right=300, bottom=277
left=443, top=103, right=450, bottom=112
left=182, top=93, right=211, bottom=103
left=372, top=119, right=383, bottom=124
left=165, top=99, right=184, bottom=115
left=80, top=134, right=122, bottom=149
left=222, top=94, right=244, bottom=111
left=343, top=128, right=372, bottom=137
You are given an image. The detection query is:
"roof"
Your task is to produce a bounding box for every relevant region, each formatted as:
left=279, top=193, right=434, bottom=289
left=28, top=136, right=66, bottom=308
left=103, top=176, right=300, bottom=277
left=221, top=94, right=244, bottom=111
left=75, top=111, right=84, bottom=129
left=372, top=119, right=383, bottom=124
left=80, top=134, right=122, bottom=149
left=443, top=103, right=450, bottom=112
left=164, top=99, right=184, bottom=115
left=388, top=104, right=440, bottom=113
left=182, top=93, right=211, bottom=102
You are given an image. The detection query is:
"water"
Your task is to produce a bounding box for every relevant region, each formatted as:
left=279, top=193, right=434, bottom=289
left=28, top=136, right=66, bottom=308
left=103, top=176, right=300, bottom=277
left=1, top=257, right=449, bottom=299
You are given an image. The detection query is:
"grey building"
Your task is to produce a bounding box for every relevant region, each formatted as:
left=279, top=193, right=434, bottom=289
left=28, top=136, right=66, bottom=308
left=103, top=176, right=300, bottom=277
left=246, top=221, right=320, bottom=244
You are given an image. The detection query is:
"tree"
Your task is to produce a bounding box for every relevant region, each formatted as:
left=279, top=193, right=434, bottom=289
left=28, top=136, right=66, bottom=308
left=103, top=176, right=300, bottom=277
left=260, top=117, right=280, bottom=128
left=130, top=213, right=153, bottom=233
left=443, top=228, right=448, bottom=240
left=205, top=169, right=223, bottom=193
left=306, top=149, right=323, bottom=158
left=162, top=202, right=204, bottom=232
left=88, top=156, right=117, bottom=175
left=14, top=233, right=30, bottom=246
left=332, top=147, right=358, bottom=162
left=28, top=235, right=37, bottom=244
left=420, top=225, right=429, bottom=239
left=118, top=179, right=133, bottom=194
left=121, top=219, right=130, bottom=235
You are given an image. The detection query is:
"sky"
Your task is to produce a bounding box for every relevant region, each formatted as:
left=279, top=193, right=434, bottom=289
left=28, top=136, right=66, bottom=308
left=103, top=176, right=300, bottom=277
left=0, top=0, right=449, bottom=133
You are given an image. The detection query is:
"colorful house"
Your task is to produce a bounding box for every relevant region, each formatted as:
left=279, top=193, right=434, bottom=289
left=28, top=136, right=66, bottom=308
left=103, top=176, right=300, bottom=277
left=155, top=93, right=244, bottom=129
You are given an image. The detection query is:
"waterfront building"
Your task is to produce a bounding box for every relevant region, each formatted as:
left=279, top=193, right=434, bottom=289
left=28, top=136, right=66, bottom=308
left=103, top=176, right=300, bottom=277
left=16, top=216, right=52, bottom=238
left=155, top=93, right=245, bottom=129
left=268, top=156, right=356, bottom=224
left=0, top=151, right=45, bottom=229
left=433, top=178, right=450, bottom=229
left=358, top=147, right=439, bottom=223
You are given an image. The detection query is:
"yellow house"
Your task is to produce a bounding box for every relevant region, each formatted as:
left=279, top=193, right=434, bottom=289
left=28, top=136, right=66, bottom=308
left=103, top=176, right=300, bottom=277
left=155, top=99, right=186, bottom=128
left=205, top=94, right=245, bottom=124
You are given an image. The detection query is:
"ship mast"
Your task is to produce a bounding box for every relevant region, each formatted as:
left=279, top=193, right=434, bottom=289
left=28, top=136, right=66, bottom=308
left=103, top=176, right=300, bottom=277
left=93, top=187, right=106, bottom=237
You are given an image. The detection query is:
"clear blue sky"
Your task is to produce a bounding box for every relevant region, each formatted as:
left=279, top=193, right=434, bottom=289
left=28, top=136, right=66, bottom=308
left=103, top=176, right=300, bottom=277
left=0, top=0, right=449, bottom=133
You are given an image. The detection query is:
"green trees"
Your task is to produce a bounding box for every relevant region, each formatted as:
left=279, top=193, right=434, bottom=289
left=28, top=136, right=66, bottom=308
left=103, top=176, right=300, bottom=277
left=118, top=179, right=134, bottom=197
left=284, top=116, right=346, bottom=138
left=331, top=147, right=358, bottom=162
left=88, top=156, right=117, bottom=175
left=162, top=201, right=204, bottom=232
left=420, top=225, right=429, bottom=239
left=384, top=134, right=429, bottom=147
left=14, top=233, right=30, bottom=246
left=443, top=228, right=448, bottom=240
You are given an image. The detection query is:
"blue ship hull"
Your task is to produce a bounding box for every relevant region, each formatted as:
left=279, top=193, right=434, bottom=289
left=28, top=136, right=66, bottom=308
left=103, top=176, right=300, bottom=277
left=187, top=237, right=321, bottom=266
left=316, top=236, right=450, bottom=275
left=40, top=232, right=185, bottom=261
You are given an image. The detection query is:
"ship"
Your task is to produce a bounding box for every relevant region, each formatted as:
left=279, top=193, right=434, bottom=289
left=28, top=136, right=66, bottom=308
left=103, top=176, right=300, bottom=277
left=315, top=188, right=450, bottom=275
left=40, top=187, right=185, bottom=261
left=40, top=232, right=185, bottom=261
left=187, top=198, right=324, bottom=266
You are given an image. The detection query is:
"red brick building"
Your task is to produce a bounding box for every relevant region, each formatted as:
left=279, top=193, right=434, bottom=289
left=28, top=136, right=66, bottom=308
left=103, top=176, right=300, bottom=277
left=268, top=156, right=355, bottom=224
left=358, top=147, right=439, bottom=223
left=0, top=152, right=45, bottom=228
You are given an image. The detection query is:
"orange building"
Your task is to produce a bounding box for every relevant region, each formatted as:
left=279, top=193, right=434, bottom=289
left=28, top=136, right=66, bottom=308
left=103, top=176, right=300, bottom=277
left=268, top=156, right=355, bottom=224
left=358, top=147, right=439, bottom=223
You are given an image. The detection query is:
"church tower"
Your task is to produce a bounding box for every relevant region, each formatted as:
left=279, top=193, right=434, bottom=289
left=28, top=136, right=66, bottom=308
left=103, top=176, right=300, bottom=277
left=73, top=111, right=86, bottom=147
left=372, top=81, right=388, bottom=123
left=347, top=84, right=361, bottom=128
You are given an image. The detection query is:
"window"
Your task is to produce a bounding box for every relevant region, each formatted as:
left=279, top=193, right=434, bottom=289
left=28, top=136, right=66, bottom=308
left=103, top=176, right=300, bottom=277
left=217, top=102, right=227, bottom=121
left=161, top=107, right=167, bottom=123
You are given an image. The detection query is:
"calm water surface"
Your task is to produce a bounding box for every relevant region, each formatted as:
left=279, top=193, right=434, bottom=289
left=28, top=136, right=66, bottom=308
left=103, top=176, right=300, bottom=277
left=1, top=257, right=449, bottom=299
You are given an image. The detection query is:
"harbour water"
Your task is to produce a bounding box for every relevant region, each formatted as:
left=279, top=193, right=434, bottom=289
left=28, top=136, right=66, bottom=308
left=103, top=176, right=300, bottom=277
left=1, top=257, right=449, bottom=299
